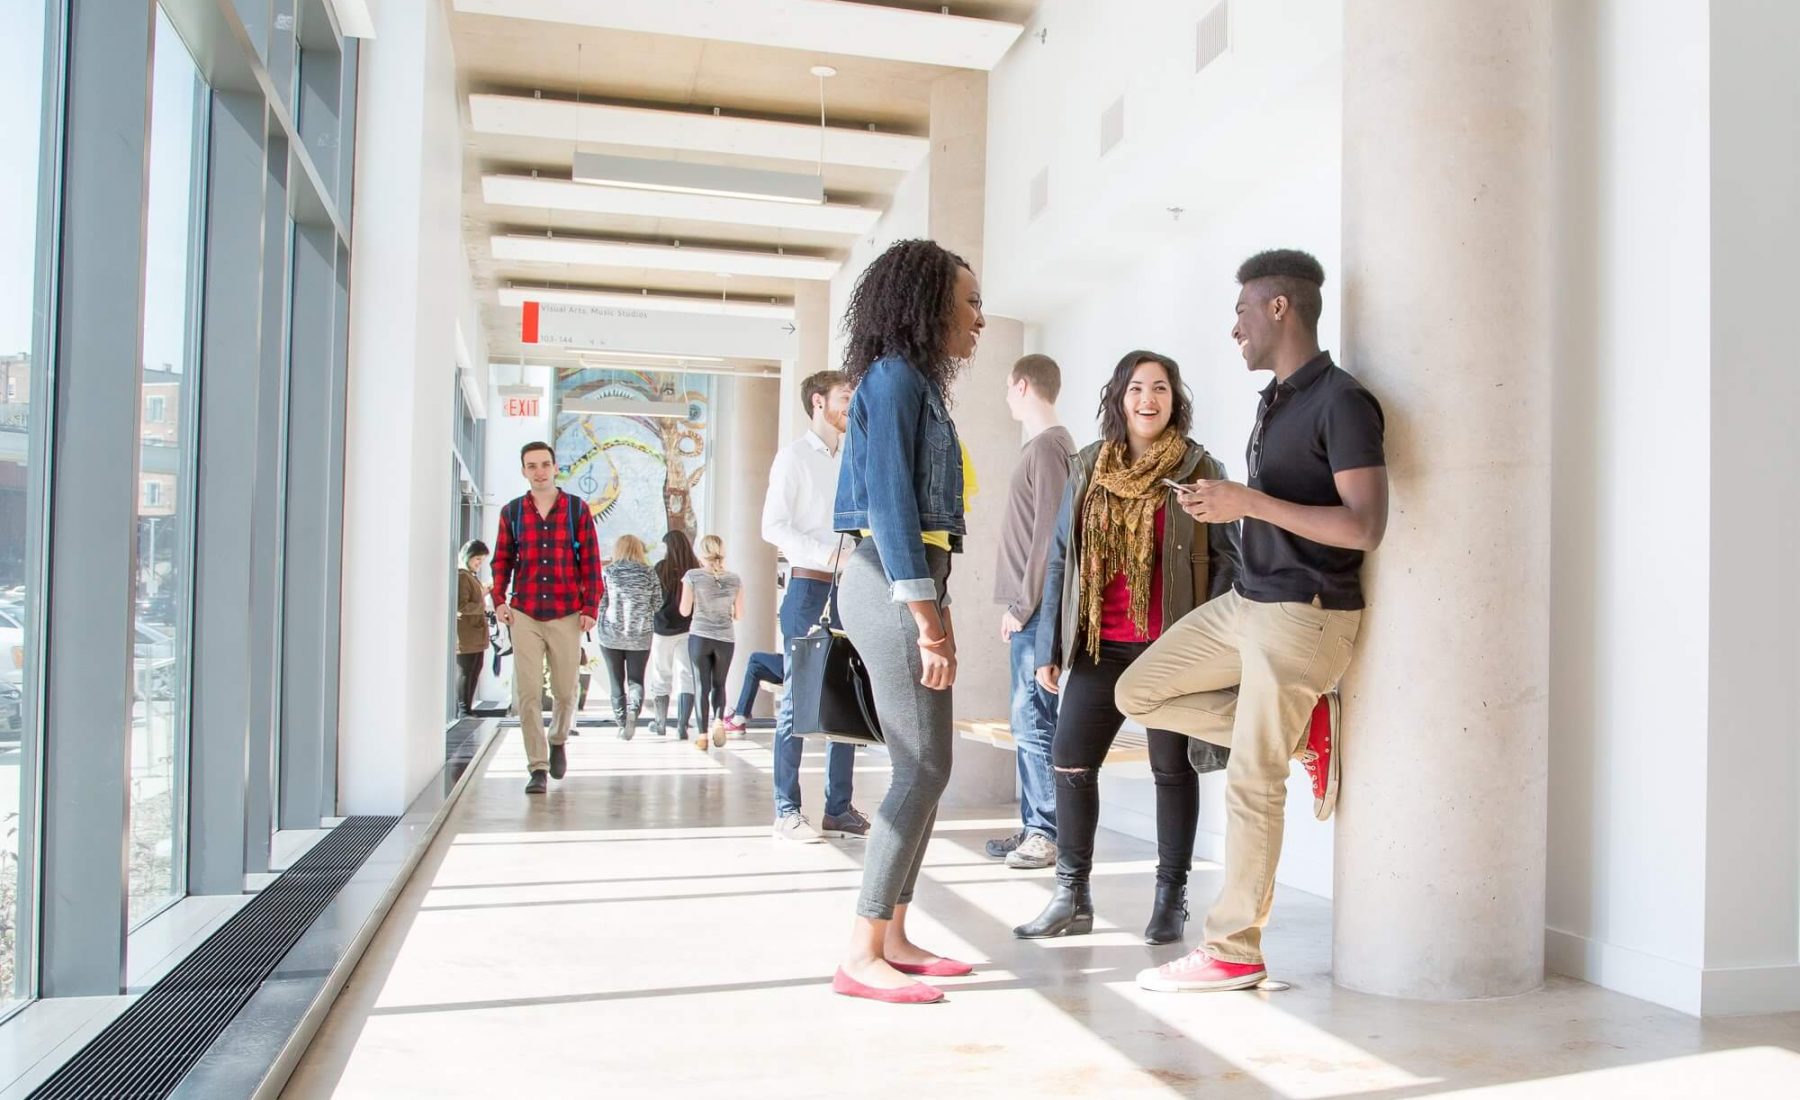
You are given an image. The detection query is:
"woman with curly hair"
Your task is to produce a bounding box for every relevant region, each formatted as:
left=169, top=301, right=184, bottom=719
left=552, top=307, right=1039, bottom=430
left=829, top=238, right=984, bottom=1004
left=1012, top=351, right=1239, bottom=945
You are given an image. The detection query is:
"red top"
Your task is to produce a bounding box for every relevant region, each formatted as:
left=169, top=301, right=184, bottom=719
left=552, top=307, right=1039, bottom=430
left=1099, top=505, right=1165, bottom=643
left=490, top=489, right=604, bottom=622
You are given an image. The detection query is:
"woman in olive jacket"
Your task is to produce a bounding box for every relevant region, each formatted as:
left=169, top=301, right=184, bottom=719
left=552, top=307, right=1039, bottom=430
left=1015, top=350, right=1238, bottom=947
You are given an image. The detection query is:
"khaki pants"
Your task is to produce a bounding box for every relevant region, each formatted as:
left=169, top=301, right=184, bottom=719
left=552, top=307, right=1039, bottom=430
left=1114, top=588, right=1361, bottom=964
left=510, top=612, right=582, bottom=774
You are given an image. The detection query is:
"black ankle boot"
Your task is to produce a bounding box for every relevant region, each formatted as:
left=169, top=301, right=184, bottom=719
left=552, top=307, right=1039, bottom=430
left=1143, top=882, right=1189, bottom=945
left=1013, top=882, right=1095, bottom=939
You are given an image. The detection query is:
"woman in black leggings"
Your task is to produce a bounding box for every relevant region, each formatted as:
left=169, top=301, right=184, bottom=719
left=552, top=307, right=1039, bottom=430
left=678, top=534, right=743, bottom=750
left=1013, top=350, right=1239, bottom=946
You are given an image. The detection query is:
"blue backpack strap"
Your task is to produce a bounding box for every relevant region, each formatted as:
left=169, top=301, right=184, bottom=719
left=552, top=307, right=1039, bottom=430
left=565, top=491, right=584, bottom=566
left=503, top=496, right=523, bottom=551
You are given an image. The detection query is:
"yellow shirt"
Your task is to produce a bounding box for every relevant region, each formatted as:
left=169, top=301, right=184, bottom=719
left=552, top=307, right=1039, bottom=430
left=871, top=443, right=976, bottom=551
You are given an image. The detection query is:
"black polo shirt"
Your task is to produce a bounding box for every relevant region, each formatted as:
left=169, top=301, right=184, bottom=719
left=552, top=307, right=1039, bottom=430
left=1236, top=352, right=1385, bottom=610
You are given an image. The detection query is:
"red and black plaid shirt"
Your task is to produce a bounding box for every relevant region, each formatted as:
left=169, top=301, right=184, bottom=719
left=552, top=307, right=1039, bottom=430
left=491, top=490, right=603, bottom=622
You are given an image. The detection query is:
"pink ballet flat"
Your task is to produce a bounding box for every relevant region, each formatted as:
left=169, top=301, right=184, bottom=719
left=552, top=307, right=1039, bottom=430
left=889, top=957, right=975, bottom=977
left=832, top=967, right=945, bottom=1004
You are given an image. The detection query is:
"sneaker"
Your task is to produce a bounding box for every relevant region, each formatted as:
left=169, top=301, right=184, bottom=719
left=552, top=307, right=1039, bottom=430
left=1136, top=948, right=1266, bottom=993
left=820, top=806, right=871, bottom=838
left=985, top=830, right=1026, bottom=860
left=524, top=770, right=548, bottom=795
left=549, top=743, right=568, bottom=780
left=723, top=712, right=748, bottom=734
left=1006, top=833, right=1057, bottom=869
left=772, top=812, right=823, bottom=844
left=1296, top=693, right=1340, bottom=821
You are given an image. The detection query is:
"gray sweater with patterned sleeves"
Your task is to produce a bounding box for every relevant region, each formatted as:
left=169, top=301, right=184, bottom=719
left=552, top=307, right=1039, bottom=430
left=598, top=561, right=661, bottom=650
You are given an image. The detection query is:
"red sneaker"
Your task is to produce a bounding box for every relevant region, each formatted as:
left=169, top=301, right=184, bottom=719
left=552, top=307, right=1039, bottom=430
left=1136, top=948, right=1266, bottom=992
left=723, top=713, right=748, bottom=734
left=1297, top=692, right=1340, bottom=821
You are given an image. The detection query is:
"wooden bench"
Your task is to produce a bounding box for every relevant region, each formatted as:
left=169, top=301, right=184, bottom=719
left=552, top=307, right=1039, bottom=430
left=954, top=718, right=1150, bottom=763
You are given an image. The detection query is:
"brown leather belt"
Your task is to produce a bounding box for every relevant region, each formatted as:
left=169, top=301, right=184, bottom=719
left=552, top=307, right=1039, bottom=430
left=790, top=567, right=835, bottom=583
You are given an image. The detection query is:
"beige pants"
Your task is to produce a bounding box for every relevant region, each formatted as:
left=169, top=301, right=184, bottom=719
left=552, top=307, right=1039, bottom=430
left=1115, top=588, right=1361, bottom=964
left=510, top=612, right=582, bottom=774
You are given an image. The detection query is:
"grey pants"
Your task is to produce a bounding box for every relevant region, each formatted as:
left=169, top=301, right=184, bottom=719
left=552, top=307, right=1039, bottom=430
left=839, top=538, right=954, bottom=920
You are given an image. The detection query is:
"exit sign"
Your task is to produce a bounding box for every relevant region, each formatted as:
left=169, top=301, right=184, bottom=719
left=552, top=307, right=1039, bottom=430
left=503, top=395, right=540, bottom=418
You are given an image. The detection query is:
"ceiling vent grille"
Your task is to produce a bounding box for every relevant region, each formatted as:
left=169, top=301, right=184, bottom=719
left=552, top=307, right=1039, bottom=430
left=1100, top=95, right=1126, bottom=157
left=1197, top=1, right=1229, bottom=73
left=1029, top=166, right=1049, bottom=221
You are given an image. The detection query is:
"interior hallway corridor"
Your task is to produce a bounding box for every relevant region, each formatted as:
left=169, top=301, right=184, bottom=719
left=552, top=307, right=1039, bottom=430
left=282, top=728, right=1800, bottom=1099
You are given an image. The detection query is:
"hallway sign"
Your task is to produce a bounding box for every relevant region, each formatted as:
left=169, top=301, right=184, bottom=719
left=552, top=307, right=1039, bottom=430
left=519, top=300, right=797, bottom=361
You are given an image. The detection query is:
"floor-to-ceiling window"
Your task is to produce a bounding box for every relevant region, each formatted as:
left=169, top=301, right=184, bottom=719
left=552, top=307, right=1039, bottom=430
left=128, top=7, right=207, bottom=927
left=0, top=0, right=58, bottom=1015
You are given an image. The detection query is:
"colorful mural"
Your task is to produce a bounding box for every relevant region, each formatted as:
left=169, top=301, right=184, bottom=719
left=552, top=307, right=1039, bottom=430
left=552, top=368, right=712, bottom=548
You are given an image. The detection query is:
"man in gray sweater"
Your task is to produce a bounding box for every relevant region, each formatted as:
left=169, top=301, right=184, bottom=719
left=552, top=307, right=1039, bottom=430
left=988, top=355, right=1077, bottom=869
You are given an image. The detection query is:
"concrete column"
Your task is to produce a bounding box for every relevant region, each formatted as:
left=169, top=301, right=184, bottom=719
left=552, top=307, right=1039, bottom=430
left=784, top=282, right=831, bottom=446
left=928, top=71, right=1017, bottom=808
left=718, top=377, right=781, bottom=715
left=1334, top=1, right=1553, bottom=999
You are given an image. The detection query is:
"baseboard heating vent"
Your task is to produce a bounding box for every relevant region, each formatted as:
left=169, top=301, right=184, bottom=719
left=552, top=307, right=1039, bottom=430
left=29, top=816, right=399, bottom=1100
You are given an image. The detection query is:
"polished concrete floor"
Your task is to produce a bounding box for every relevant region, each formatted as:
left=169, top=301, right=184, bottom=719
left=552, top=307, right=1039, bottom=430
left=283, top=726, right=1800, bottom=1099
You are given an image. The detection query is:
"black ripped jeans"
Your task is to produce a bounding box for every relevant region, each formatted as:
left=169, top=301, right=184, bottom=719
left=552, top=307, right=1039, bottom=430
left=1051, top=640, right=1200, bottom=890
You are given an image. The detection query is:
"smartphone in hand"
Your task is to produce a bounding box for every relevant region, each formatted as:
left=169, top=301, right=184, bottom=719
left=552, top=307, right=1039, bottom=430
left=1160, top=478, right=1193, bottom=494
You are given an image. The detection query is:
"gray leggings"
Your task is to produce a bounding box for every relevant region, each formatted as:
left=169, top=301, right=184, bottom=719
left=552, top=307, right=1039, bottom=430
left=838, top=538, right=954, bottom=920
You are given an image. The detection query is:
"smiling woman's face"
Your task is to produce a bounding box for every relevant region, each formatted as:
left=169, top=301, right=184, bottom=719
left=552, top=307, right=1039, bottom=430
left=1121, top=359, right=1174, bottom=445
left=944, top=265, right=985, bottom=361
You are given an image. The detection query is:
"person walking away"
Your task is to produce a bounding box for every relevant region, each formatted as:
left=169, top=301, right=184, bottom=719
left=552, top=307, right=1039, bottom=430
left=1118, top=250, right=1387, bottom=992
left=986, top=354, right=1076, bottom=869
left=598, top=533, right=661, bottom=740
left=491, top=441, right=603, bottom=795
left=679, top=535, right=742, bottom=750
left=724, top=651, right=784, bottom=734
left=456, top=540, right=491, bottom=716
left=648, top=530, right=699, bottom=738
left=761, top=370, right=869, bottom=842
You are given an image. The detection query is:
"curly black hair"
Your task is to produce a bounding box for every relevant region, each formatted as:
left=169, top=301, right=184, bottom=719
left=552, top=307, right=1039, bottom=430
left=1236, top=248, right=1326, bottom=331
left=840, top=238, right=972, bottom=393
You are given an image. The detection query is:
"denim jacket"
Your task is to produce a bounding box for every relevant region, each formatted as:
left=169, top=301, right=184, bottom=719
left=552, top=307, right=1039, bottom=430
left=1034, top=438, right=1242, bottom=672
left=833, top=354, right=966, bottom=602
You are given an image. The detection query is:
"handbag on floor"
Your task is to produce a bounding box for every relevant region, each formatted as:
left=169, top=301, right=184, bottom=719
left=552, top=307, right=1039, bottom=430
left=786, top=538, right=884, bottom=747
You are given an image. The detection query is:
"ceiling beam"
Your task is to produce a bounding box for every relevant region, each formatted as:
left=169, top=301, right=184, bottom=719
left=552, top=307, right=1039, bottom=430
left=469, top=94, right=928, bottom=172
left=498, top=284, right=796, bottom=320
left=452, top=0, right=1024, bottom=69
left=491, top=234, right=841, bottom=280
left=482, top=175, right=881, bottom=235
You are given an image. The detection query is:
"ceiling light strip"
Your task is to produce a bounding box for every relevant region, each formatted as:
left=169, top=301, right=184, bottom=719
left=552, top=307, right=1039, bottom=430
left=491, top=234, right=840, bottom=280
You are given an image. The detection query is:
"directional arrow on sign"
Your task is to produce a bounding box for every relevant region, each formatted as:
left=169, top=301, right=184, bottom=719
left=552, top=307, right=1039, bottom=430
left=782, top=322, right=797, bottom=335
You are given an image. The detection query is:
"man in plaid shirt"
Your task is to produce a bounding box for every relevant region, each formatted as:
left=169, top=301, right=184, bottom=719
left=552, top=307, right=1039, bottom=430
left=492, top=441, right=604, bottom=794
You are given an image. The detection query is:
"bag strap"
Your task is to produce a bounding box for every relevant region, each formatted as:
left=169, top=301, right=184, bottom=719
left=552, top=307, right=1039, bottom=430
left=819, top=534, right=850, bottom=626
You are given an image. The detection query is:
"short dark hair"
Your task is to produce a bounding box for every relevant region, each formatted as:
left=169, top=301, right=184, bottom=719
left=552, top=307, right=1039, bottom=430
left=520, top=440, right=555, bottom=465
left=1010, top=354, right=1061, bottom=401
left=460, top=539, right=490, bottom=566
left=800, top=370, right=849, bottom=416
left=1096, top=350, right=1192, bottom=445
left=1236, top=249, right=1326, bottom=331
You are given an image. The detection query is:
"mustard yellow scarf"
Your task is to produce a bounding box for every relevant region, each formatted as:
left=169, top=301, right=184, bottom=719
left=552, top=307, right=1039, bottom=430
left=1078, top=430, right=1187, bottom=660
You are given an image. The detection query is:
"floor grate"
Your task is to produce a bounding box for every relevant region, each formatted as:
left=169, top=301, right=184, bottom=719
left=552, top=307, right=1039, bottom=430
left=29, top=816, right=398, bottom=1100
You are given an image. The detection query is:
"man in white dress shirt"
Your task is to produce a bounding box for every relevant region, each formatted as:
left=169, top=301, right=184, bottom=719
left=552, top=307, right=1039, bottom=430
left=761, top=371, right=870, bottom=843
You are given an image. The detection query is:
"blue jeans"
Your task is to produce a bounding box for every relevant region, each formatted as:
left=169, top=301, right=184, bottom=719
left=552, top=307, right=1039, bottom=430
left=773, top=577, right=854, bottom=819
left=1011, top=608, right=1058, bottom=840
left=734, top=651, right=784, bottom=717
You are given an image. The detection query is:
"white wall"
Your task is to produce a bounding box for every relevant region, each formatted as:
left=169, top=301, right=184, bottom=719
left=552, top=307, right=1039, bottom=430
left=339, top=0, right=468, bottom=812
left=986, top=0, right=1342, bottom=898
left=1544, top=0, right=1715, bottom=1013
left=1701, top=0, right=1800, bottom=1014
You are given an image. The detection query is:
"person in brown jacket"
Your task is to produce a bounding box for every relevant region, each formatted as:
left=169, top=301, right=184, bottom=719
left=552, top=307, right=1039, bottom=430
left=456, top=540, right=491, bottom=715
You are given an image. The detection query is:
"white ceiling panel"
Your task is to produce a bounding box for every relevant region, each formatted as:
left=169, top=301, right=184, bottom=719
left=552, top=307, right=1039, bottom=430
left=491, top=234, right=841, bottom=280
left=482, top=176, right=880, bottom=235
left=469, top=95, right=929, bottom=172
left=452, top=0, right=1025, bottom=70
